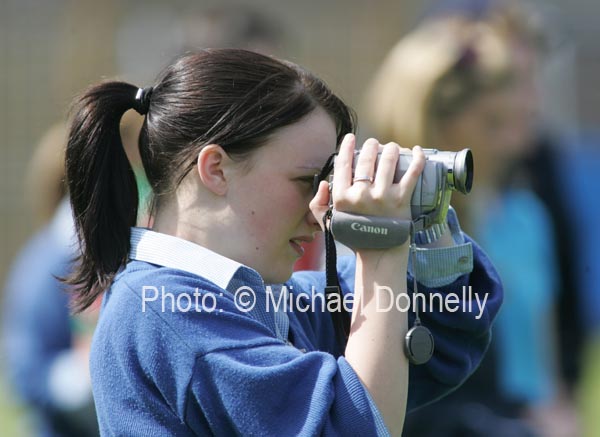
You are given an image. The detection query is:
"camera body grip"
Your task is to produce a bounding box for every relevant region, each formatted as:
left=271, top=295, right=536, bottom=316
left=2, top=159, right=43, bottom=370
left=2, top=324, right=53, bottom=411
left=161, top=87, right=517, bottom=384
left=329, top=209, right=411, bottom=249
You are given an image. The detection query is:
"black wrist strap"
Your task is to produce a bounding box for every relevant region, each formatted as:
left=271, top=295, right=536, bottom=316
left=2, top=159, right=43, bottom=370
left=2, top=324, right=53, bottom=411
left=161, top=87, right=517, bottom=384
left=323, top=209, right=351, bottom=352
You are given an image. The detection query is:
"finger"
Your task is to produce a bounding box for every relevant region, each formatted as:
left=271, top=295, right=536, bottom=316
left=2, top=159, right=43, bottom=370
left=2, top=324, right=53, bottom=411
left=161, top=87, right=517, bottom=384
left=310, top=180, right=330, bottom=208
left=332, top=133, right=355, bottom=199
left=397, top=145, right=426, bottom=198
left=374, top=142, right=400, bottom=188
left=377, top=143, right=387, bottom=153
left=309, top=180, right=331, bottom=231
left=352, top=138, right=379, bottom=185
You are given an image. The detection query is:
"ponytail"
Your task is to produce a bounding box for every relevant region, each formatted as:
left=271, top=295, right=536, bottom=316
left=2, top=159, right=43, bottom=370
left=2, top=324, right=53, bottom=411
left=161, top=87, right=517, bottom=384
left=65, top=81, right=141, bottom=312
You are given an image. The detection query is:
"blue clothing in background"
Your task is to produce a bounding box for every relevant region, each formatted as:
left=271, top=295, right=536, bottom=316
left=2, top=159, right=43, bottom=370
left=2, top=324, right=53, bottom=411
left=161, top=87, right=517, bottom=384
left=90, top=228, right=502, bottom=436
left=2, top=222, right=72, bottom=423
left=2, top=200, right=98, bottom=437
left=477, top=189, right=559, bottom=405
left=560, top=133, right=600, bottom=332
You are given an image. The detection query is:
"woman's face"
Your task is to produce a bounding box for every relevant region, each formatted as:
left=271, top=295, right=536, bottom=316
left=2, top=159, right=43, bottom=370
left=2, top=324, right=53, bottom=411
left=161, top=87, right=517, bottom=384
left=225, top=107, right=337, bottom=283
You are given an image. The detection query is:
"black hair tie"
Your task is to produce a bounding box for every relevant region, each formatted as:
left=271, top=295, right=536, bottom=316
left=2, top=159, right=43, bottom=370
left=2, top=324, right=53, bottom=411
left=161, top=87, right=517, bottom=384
left=134, top=87, right=153, bottom=115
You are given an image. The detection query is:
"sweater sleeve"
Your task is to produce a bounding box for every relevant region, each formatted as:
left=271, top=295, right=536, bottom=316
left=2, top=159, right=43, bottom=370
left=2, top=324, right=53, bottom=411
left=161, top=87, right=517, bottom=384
left=405, top=235, right=503, bottom=410
left=290, top=234, right=503, bottom=412
left=186, top=344, right=389, bottom=436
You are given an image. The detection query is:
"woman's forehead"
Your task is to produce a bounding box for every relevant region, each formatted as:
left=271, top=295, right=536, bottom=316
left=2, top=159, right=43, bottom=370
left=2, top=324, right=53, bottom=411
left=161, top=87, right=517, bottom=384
left=261, top=108, right=338, bottom=165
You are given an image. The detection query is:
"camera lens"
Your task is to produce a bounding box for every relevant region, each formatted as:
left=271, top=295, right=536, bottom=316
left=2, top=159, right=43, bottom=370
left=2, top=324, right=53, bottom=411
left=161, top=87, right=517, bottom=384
left=453, top=149, right=473, bottom=194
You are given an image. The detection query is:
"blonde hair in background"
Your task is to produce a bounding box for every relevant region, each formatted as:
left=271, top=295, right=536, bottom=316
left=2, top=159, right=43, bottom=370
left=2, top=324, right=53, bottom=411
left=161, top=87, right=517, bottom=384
left=25, top=123, right=68, bottom=227
left=363, top=16, right=513, bottom=148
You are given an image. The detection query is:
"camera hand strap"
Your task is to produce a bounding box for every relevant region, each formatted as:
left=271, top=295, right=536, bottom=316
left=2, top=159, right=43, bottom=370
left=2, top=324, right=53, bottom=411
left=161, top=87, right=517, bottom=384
left=323, top=209, right=351, bottom=351
left=329, top=209, right=411, bottom=249
left=323, top=209, right=433, bottom=364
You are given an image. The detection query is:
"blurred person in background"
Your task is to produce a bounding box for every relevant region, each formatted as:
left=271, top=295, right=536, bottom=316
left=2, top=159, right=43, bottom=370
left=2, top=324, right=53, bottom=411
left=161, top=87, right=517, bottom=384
left=364, top=8, right=579, bottom=435
left=431, top=1, right=592, bottom=433
left=422, top=0, right=592, bottom=420
left=178, top=4, right=283, bottom=55
left=487, top=5, right=588, bottom=433
left=1, top=123, right=100, bottom=437
left=1, top=117, right=151, bottom=437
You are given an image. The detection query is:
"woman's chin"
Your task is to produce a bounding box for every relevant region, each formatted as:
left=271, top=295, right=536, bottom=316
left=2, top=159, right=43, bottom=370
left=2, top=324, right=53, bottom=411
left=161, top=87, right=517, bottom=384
left=261, top=264, right=294, bottom=285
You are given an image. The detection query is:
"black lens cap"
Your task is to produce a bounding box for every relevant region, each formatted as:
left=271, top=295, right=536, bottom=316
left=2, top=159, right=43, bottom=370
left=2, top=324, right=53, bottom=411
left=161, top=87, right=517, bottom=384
left=404, top=324, right=434, bottom=365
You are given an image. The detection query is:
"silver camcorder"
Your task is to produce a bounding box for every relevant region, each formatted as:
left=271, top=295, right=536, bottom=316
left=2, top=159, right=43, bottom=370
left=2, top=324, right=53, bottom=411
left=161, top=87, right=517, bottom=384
left=316, top=147, right=473, bottom=249
left=371, top=148, right=473, bottom=229
left=342, top=148, right=472, bottom=248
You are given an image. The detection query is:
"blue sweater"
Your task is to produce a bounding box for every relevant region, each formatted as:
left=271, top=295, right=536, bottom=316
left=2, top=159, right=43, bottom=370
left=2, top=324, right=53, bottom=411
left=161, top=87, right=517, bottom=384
left=90, top=235, right=502, bottom=436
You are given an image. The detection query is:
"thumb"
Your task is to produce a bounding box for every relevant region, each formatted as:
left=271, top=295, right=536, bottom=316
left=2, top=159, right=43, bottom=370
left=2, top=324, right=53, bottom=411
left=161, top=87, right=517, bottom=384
left=309, top=180, right=330, bottom=231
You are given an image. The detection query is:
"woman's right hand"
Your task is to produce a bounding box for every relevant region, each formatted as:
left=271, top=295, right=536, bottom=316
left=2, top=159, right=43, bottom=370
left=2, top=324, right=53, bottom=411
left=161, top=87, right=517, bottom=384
left=310, top=133, right=425, bottom=253
left=325, top=134, right=424, bottom=436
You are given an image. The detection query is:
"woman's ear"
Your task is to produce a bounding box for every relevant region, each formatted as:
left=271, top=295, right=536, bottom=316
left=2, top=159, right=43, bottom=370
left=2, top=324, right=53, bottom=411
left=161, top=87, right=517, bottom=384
left=196, top=145, right=230, bottom=196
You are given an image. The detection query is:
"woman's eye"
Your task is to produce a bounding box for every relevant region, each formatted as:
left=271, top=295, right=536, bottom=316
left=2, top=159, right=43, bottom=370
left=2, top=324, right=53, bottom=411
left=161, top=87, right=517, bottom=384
left=298, top=176, right=314, bottom=184
left=296, top=176, right=316, bottom=189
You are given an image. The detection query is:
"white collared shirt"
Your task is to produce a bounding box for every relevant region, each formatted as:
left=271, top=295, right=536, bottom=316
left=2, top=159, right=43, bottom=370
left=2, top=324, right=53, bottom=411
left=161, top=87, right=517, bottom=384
left=129, top=227, right=290, bottom=343
left=130, top=227, right=245, bottom=290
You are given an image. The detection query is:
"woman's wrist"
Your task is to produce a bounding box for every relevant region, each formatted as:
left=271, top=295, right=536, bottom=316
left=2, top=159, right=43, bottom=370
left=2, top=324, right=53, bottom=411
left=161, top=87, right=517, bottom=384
left=355, top=246, right=410, bottom=298
left=356, top=244, right=409, bottom=269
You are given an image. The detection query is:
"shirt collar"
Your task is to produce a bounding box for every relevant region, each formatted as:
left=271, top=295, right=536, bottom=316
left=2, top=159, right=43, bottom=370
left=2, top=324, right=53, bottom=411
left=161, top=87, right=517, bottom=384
left=129, top=227, right=256, bottom=290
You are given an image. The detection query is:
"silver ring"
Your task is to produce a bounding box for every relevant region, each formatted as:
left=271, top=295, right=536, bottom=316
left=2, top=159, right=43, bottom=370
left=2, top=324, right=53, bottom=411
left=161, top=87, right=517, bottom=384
left=353, top=175, right=374, bottom=183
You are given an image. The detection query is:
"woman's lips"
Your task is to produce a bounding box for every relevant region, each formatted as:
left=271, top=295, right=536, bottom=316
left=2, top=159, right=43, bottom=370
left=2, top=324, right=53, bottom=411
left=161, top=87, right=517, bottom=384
left=289, top=239, right=305, bottom=257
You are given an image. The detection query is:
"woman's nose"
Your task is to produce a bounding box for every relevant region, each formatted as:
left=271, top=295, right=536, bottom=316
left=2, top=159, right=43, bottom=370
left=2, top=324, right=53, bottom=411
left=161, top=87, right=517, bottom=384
left=306, top=209, right=321, bottom=231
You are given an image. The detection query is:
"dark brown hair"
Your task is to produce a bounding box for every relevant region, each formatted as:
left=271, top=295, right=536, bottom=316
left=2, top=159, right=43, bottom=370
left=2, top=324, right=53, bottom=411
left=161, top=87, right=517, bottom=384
left=66, top=48, right=355, bottom=312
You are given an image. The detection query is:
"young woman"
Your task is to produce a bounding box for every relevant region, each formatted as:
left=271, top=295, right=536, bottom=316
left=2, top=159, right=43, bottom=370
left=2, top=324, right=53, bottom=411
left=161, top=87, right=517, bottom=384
left=65, top=48, right=501, bottom=436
